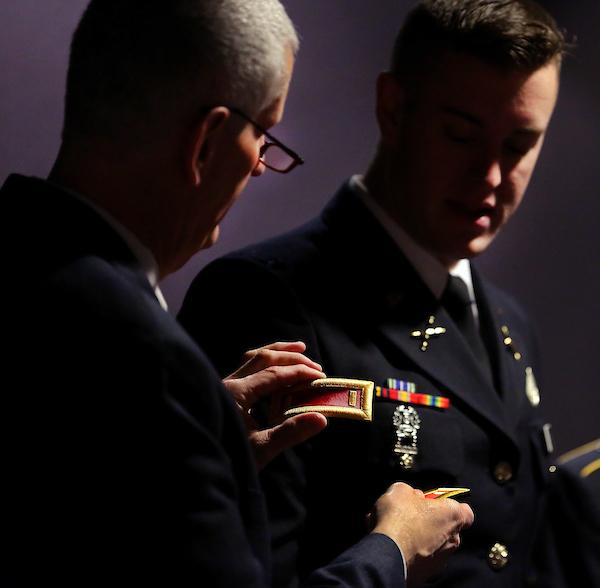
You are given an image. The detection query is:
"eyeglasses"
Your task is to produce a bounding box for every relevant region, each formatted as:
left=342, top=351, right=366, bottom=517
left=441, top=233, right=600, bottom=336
left=229, top=107, right=304, bottom=174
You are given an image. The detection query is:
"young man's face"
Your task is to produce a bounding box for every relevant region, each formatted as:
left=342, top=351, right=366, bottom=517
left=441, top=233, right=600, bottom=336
left=381, top=51, right=559, bottom=268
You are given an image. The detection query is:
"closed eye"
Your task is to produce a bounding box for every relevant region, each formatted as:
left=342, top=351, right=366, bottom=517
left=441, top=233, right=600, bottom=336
left=441, top=106, right=481, bottom=145
left=443, top=125, right=476, bottom=144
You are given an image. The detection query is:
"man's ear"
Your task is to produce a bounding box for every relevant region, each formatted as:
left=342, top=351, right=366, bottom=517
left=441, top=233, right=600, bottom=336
left=375, top=72, right=405, bottom=147
left=186, top=107, right=230, bottom=187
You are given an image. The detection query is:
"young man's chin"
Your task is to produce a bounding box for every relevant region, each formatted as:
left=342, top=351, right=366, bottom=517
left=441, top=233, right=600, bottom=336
left=461, top=234, right=495, bottom=261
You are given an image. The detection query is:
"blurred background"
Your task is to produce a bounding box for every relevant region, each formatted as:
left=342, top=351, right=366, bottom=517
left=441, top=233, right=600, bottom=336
left=1, top=0, right=598, bottom=453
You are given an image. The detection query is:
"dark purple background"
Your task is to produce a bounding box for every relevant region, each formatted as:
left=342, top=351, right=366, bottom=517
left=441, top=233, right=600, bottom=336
left=1, top=1, right=598, bottom=453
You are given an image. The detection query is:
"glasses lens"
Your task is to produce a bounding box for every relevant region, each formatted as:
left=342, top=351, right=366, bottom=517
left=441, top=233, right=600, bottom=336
left=260, top=143, right=296, bottom=172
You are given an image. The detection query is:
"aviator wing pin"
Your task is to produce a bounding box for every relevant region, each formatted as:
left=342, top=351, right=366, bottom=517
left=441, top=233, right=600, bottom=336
left=410, top=315, right=447, bottom=351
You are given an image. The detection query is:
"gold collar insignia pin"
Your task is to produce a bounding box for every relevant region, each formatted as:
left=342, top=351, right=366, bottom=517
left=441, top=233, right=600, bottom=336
left=501, top=325, right=522, bottom=361
left=411, top=315, right=447, bottom=352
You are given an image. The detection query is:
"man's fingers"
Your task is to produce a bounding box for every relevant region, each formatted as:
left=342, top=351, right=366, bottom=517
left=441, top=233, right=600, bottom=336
left=243, top=341, right=307, bottom=358
left=446, top=533, right=461, bottom=550
left=232, top=364, right=326, bottom=406
left=248, top=349, right=322, bottom=372
left=252, top=412, right=327, bottom=469
left=458, top=502, right=475, bottom=528
left=445, top=499, right=474, bottom=531
left=232, top=347, right=323, bottom=379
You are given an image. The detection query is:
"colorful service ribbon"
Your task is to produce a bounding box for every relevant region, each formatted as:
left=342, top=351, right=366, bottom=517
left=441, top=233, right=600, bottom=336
left=375, top=385, right=450, bottom=409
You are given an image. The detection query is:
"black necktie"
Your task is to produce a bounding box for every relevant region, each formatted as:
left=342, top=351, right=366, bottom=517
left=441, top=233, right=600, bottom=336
left=442, top=275, right=493, bottom=383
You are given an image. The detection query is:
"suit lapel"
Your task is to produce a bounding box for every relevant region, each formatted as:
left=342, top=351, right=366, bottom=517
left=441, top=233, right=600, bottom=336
left=378, top=296, right=515, bottom=442
left=321, top=183, right=517, bottom=445
left=475, top=272, right=530, bottom=428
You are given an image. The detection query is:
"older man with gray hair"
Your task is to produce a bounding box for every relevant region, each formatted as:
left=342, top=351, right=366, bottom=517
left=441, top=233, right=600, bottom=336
left=1, top=1, right=473, bottom=586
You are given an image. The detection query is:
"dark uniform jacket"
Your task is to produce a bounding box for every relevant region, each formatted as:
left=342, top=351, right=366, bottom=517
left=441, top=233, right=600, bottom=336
left=179, top=181, right=555, bottom=588
left=1, top=174, right=405, bottom=588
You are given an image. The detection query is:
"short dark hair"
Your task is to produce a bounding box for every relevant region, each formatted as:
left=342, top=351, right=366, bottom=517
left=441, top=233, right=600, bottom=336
left=391, top=0, right=567, bottom=79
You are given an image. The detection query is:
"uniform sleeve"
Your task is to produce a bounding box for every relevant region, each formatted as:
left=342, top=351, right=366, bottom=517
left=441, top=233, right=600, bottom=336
left=178, top=256, right=324, bottom=588
left=303, top=534, right=405, bottom=588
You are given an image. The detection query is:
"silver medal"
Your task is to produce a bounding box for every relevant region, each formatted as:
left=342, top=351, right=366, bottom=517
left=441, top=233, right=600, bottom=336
left=393, top=404, right=421, bottom=469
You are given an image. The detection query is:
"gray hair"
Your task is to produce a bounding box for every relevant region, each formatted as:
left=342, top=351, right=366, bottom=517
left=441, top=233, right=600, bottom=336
left=63, top=0, right=298, bottom=143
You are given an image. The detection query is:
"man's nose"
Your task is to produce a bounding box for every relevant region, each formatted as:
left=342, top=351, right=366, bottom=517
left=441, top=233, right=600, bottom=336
left=474, top=154, right=502, bottom=190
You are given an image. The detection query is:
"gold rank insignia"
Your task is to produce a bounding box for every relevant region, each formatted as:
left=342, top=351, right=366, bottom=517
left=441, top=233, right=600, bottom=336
left=423, top=487, right=470, bottom=499
left=410, top=315, right=447, bottom=351
left=500, top=325, right=522, bottom=361
left=270, top=378, right=374, bottom=423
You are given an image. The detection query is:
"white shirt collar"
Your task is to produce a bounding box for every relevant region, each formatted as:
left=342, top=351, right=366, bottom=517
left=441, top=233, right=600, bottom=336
left=350, top=175, right=476, bottom=305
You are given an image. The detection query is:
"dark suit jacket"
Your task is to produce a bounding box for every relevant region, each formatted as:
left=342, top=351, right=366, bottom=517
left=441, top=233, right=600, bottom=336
left=179, top=181, right=555, bottom=588
left=1, top=175, right=405, bottom=588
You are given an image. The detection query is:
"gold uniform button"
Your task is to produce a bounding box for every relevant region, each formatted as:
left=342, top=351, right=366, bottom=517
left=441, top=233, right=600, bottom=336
left=493, top=461, right=513, bottom=483
left=488, top=542, right=509, bottom=570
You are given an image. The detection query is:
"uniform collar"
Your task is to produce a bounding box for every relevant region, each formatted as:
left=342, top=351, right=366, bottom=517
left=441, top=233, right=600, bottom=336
left=46, top=179, right=169, bottom=311
left=350, top=175, right=475, bottom=303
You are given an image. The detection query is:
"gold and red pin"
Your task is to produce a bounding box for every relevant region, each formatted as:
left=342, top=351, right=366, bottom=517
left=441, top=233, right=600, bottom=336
left=270, top=378, right=374, bottom=423
left=423, top=487, right=470, bottom=499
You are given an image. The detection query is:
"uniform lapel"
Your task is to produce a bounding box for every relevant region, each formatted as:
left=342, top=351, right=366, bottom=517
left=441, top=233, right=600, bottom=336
left=474, top=272, right=531, bottom=428
left=378, top=294, right=515, bottom=443
left=322, top=183, right=517, bottom=445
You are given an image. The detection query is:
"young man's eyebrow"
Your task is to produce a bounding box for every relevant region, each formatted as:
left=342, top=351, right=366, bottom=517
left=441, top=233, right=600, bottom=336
left=443, top=106, right=545, bottom=136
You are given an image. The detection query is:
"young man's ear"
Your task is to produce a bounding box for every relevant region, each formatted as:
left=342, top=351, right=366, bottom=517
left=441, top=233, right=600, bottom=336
left=186, top=107, right=230, bottom=187
left=375, top=72, right=406, bottom=147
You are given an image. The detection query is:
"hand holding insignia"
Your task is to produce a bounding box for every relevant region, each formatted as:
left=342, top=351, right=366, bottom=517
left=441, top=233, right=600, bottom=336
left=369, top=482, right=474, bottom=585
left=222, top=341, right=327, bottom=470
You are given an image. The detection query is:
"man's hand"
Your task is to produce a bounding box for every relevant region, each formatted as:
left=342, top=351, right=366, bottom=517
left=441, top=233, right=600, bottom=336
left=223, top=341, right=327, bottom=470
left=369, top=482, right=475, bottom=586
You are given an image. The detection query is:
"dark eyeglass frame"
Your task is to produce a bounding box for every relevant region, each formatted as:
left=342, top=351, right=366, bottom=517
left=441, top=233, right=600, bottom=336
left=229, top=107, right=304, bottom=174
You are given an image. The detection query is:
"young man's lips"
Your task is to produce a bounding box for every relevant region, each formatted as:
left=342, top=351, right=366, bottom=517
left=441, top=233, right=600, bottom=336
left=447, top=201, right=494, bottom=229
left=473, top=213, right=492, bottom=229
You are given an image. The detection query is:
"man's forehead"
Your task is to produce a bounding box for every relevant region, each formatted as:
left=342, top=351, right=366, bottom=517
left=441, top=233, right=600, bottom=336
left=258, top=50, right=295, bottom=129
left=430, top=50, right=556, bottom=89
left=422, top=52, right=559, bottom=127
